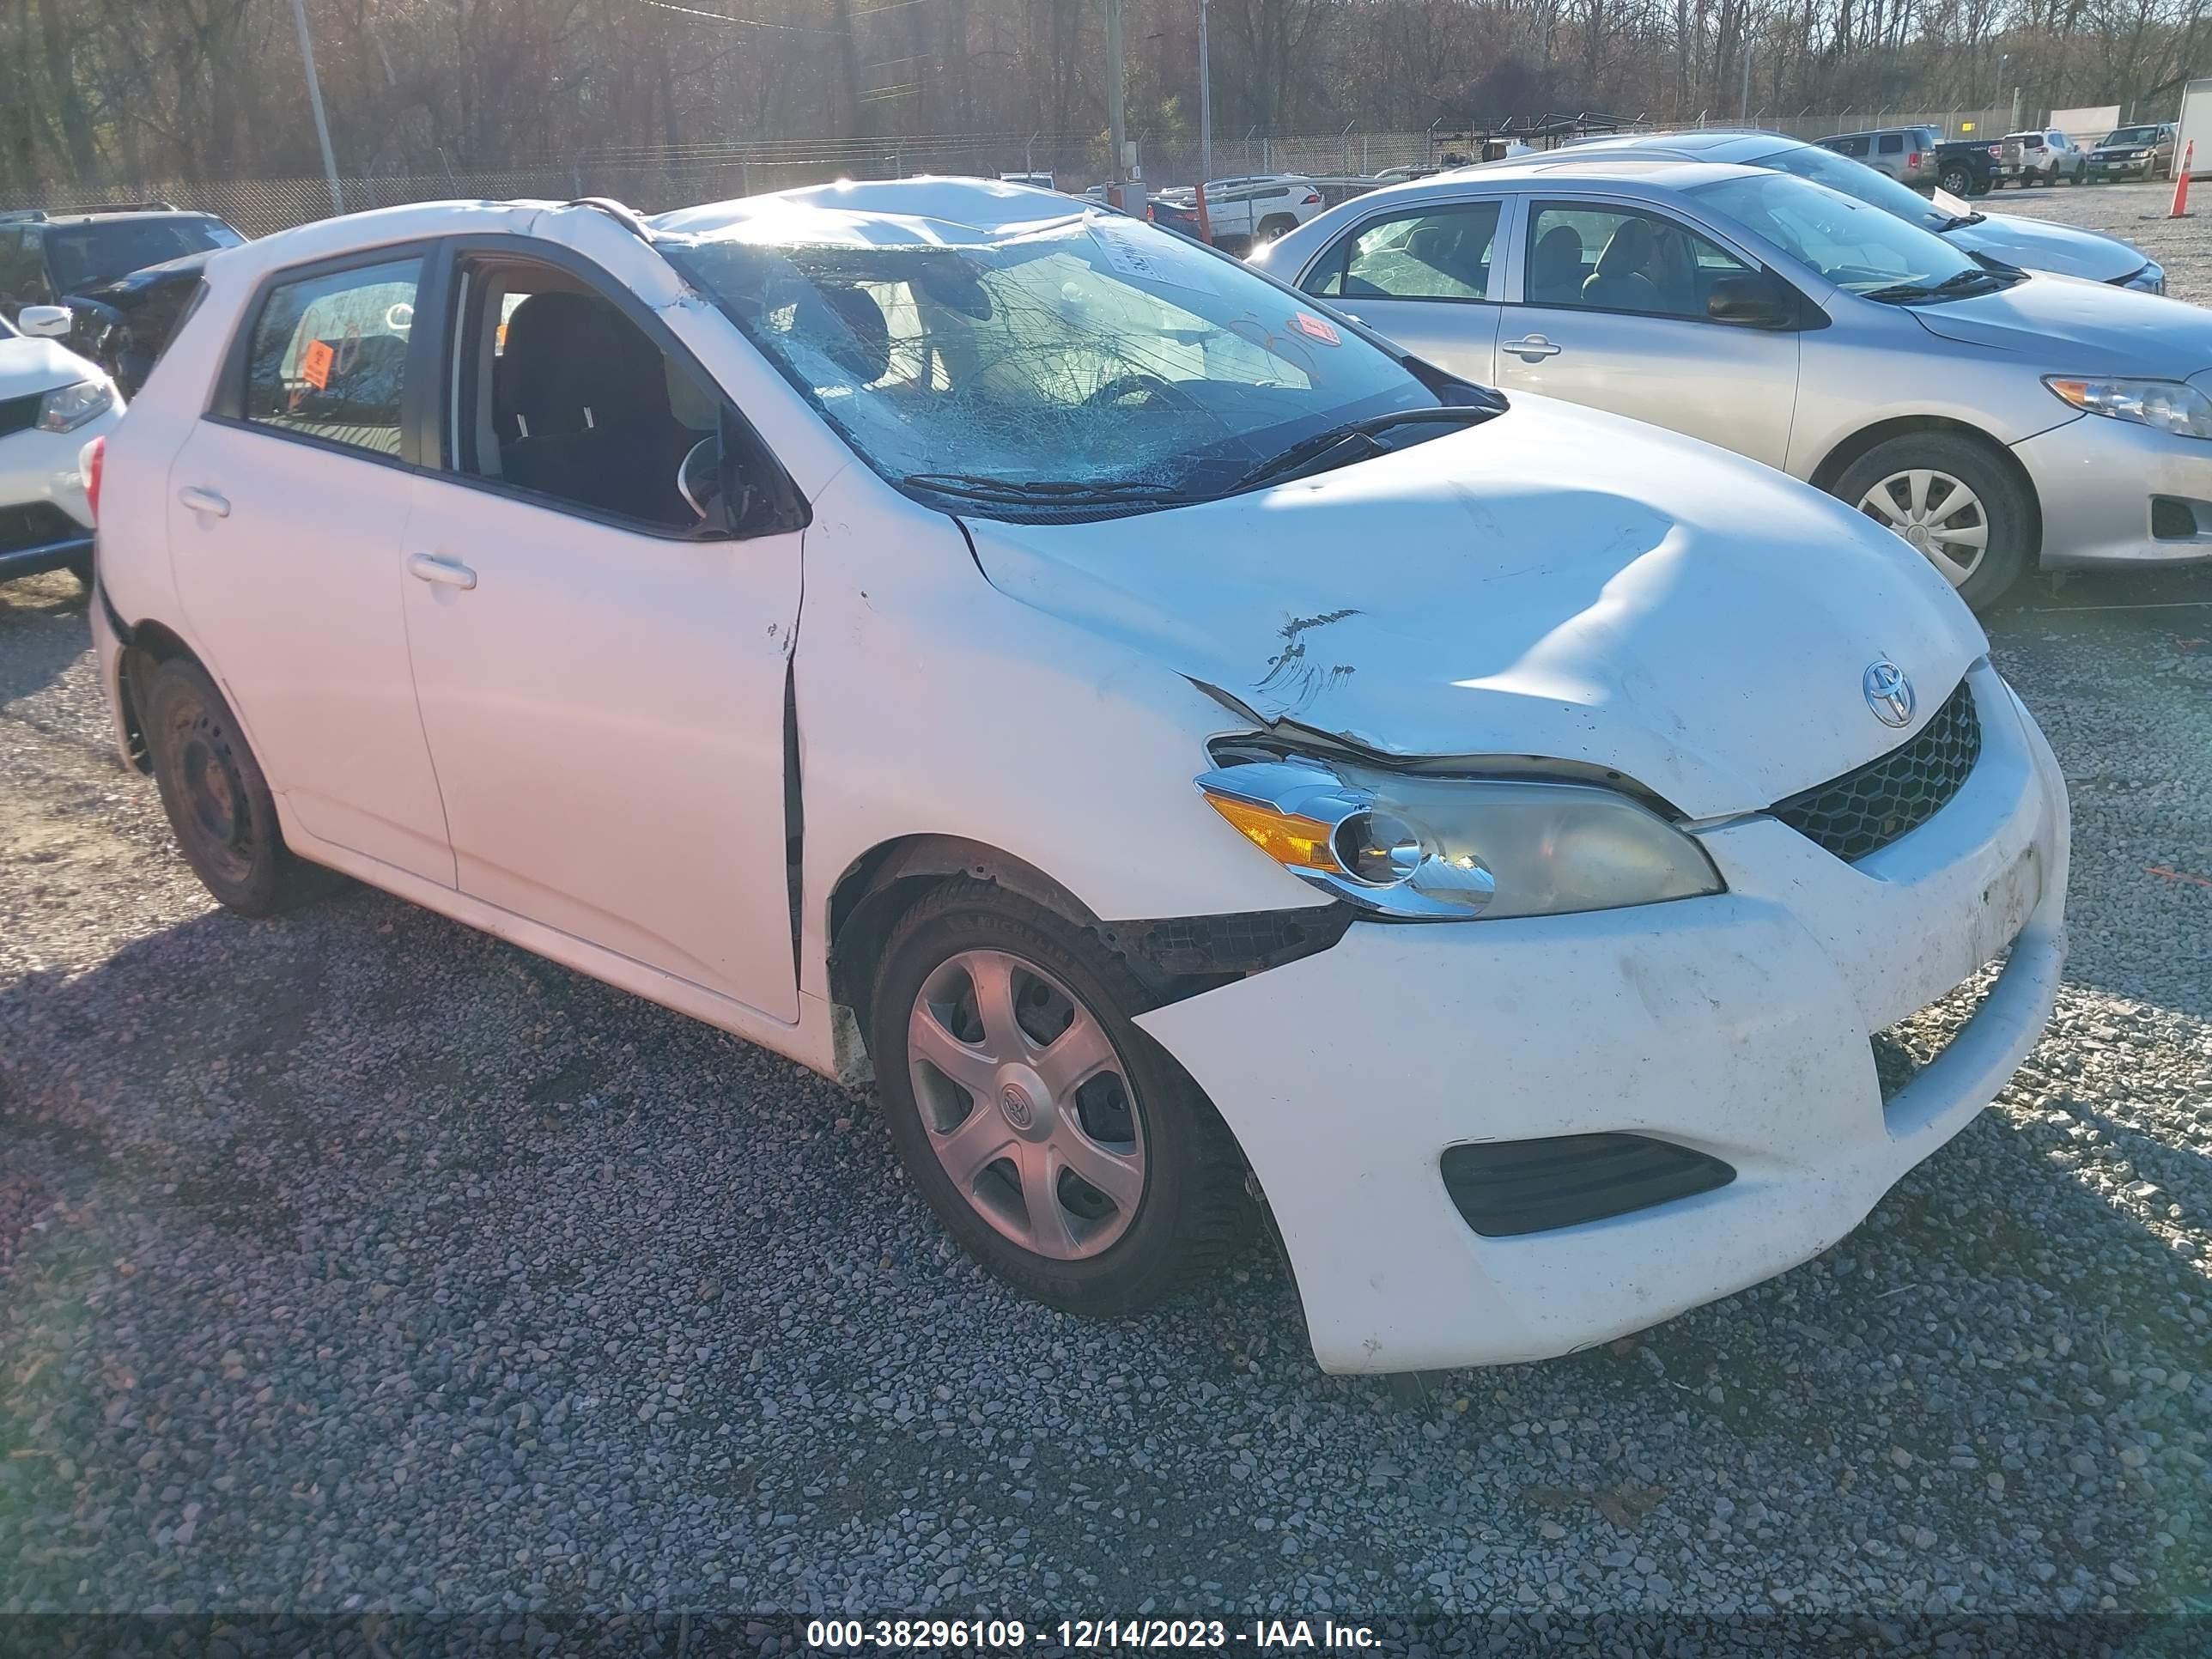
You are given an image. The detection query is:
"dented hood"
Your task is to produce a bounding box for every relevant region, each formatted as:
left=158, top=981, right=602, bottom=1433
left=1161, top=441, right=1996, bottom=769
left=963, top=396, right=1985, bottom=818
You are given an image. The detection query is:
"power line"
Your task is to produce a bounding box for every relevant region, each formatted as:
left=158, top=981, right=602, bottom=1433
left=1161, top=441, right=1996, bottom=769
left=637, top=0, right=937, bottom=33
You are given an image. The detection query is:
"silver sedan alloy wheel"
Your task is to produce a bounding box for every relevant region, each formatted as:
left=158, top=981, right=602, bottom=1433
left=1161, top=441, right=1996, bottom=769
left=1856, top=467, right=1990, bottom=586
left=907, top=948, right=1146, bottom=1260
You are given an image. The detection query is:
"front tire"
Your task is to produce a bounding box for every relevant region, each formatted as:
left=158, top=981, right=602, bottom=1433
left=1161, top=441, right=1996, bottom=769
left=1835, top=432, right=2033, bottom=611
left=869, top=880, right=1248, bottom=1317
left=143, top=656, right=322, bottom=916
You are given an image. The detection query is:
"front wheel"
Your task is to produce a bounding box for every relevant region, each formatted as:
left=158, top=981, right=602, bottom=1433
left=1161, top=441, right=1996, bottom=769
left=869, top=881, right=1249, bottom=1316
left=1835, top=433, right=2033, bottom=612
left=143, top=656, right=323, bottom=916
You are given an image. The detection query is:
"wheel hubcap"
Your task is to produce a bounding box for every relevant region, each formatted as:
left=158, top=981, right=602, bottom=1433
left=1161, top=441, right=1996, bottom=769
left=1856, top=467, right=1990, bottom=586
left=907, top=948, right=1145, bottom=1260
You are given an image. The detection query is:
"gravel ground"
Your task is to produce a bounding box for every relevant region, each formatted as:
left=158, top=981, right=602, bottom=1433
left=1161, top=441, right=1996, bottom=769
left=3, top=190, right=2210, bottom=1650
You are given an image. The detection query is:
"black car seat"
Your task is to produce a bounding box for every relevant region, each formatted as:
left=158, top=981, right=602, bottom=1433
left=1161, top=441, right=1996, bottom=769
left=1583, top=220, right=1663, bottom=312
left=1528, top=225, right=1585, bottom=305
left=499, top=292, right=696, bottom=526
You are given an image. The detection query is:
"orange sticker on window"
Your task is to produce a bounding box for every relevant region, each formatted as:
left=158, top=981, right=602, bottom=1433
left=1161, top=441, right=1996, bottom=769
left=301, top=338, right=334, bottom=391
left=1290, top=312, right=1341, bottom=346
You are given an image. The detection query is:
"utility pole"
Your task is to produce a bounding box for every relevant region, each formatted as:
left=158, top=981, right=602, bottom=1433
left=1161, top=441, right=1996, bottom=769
left=1740, top=47, right=1753, bottom=125
left=290, top=0, right=344, bottom=217
left=1198, top=0, right=1213, bottom=185
left=1105, top=0, right=1127, bottom=206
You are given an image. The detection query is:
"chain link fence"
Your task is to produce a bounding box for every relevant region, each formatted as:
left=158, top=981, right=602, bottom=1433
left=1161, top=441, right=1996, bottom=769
left=9, top=107, right=2050, bottom=240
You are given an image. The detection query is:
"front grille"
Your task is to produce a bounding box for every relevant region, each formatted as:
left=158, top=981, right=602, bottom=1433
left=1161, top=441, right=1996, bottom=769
left=0, top=392, right=40, bottom=439
left=1441, top=1134, right=1735, bottom=1237
left=1771, top=679, right=1981, bottom=862
left=0, top=501, right=79, bottom=555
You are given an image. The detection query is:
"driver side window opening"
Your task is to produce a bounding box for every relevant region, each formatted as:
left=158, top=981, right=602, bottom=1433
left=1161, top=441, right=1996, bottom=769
left=447, top=253, right=733, bottom=533
left=1522, top=204, right=1752, bottom=319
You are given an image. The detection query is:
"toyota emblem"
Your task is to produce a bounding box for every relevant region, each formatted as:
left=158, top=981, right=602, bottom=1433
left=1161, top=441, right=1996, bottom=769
left=1863, top=659, right=1915, bottom=728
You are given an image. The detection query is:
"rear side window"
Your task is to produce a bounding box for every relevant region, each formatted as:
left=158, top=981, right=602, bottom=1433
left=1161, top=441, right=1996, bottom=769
left=1305, top=202, right=1503, bottom=301
left=1878, top=134, right=1904, bottom=155
left=243, top=257, right=422, bottom=458
left=1832, top=136, right=1870, bottom=157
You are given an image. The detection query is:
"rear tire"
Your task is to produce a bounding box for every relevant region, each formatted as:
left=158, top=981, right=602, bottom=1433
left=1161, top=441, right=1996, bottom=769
left=1254, top=214, right=1298, bottom=245
left=1940, top=165, right=1973, bottom=197
left=1834, top=432, right=2034, bottom=613
left=868, top=879, right=1249, bottom=1317
left=143, top=656, right=323, bottom=916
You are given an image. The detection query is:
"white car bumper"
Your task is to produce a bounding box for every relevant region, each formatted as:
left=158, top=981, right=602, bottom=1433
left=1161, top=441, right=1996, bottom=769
left=2016, top=410, right=2212, bottom=568
left=0, top=406, right=115, bottom=580
left=1138, top=663, right=2069, bottom=1373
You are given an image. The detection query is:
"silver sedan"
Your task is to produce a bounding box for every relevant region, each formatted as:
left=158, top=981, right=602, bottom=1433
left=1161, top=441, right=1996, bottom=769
left=1254, top=156, right=2212, bottom=608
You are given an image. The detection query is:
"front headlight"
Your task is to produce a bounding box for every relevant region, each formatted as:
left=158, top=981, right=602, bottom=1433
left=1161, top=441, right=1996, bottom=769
left=2045, top=374, right=2211, bottom=438
left=1195, top=757, right=1723, bottom=921
left=35, top=380, right=113, bottom=433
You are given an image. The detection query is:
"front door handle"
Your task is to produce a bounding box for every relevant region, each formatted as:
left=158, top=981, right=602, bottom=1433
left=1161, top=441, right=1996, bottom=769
left=405, top=552, right=477, bottom=591
left=177, top=485, right=230, bottom=517
left=1503, top=335, right=1562, bottom=362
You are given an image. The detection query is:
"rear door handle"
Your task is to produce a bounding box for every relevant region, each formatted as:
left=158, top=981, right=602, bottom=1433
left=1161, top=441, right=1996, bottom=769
left=1503, top=335, right=1562, bottom=362
left=177, top=485, right=230, bottom=517
left=405, top=551, right=477, bottom=591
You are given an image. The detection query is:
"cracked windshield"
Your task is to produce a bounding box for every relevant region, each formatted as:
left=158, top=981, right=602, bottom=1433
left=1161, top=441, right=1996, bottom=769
left=667, top=209, right=1449, bottom=511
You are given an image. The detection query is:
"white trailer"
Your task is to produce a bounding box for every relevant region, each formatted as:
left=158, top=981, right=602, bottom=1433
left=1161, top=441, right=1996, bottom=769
left=2177, top=79, right=2212, bottom=176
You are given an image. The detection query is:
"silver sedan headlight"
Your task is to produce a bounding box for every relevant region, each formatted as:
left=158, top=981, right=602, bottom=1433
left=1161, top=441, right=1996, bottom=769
left=1195, top=757, right=1723, bottom=921
left=35, top=380, right=113, bottom=433
left=2045, top=374, right=2212, bottom=439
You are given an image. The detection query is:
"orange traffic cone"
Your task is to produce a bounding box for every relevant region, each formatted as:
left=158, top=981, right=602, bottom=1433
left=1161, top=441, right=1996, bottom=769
left=2171, top=143, right=2194, bottom=217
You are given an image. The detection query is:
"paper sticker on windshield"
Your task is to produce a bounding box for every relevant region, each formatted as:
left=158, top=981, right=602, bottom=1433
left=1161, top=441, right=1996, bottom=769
left=1290, top=312, right=1340, bottom=346
left=300, top=338, right=334, bottom=392
left=1088, top=218, right=1217, bottom=294
left=1929, top=186, right=1973, bottom=219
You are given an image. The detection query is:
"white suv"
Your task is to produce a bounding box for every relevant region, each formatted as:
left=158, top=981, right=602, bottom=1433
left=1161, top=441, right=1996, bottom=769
left=89, top=181, right=2065, bottom=1376
left=0, top=304, right=120, bottom=586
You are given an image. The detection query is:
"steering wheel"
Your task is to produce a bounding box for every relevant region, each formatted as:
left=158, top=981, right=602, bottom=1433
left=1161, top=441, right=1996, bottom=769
left=1084, top=372, right=1200, bottom=411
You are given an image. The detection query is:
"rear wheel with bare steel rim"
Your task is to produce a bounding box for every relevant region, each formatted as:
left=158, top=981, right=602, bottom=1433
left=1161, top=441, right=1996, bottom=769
left=143, top=656, right=321, bottom=916
left=869, top=880, right=1249, bottom=1315
left=1835, top=431, right=2032, bottom=612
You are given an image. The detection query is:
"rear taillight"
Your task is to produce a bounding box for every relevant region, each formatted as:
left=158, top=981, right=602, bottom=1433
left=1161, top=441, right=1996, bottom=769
left=1908, top=150, right=1921, bottom=167
left=1988, top=143, right=2002, bottom=156
left=82, top=434, right=106, bottom=523
left=1303, top=191, right=1321, bottom=204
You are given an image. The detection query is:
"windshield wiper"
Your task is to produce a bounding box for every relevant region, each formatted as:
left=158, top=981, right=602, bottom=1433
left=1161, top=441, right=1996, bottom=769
left=902, top=472, right=1202, bottom=507
left=1863, top=267, right=2008, bottom=304
left=1230, top=405, right=1496, bottom=493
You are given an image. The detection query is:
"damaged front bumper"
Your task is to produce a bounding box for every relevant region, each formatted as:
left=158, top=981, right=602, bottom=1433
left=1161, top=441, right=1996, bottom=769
left=1136, top=663, right=2069, bottom=1373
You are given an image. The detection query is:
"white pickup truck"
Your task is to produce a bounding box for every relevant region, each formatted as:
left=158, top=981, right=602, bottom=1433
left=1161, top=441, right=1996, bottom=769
left=1159, top=175, right=1328, bottom=254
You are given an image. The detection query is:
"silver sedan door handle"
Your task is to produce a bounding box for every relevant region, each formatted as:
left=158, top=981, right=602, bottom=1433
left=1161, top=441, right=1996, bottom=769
left=405, top=551, right=477, bottom=591
left=1503, top=335, right=1562, bottom=362
left=177, top=485, right=230, bottom=517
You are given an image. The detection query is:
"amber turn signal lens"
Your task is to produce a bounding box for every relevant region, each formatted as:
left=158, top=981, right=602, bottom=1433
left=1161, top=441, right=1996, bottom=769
left=1200, top=791, right=1341, bottom=872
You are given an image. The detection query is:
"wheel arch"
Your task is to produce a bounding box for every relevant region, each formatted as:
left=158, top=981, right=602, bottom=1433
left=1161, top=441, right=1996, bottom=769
left=113, top=617, right=201, bottom=775
left=1808, top=414, right=2044, bottom=560
left=825, top=836, right=1105, bottom=1073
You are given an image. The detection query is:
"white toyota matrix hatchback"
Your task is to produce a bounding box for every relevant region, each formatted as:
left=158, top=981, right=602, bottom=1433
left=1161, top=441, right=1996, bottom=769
left=89, top=179, right=2069, bottom=1375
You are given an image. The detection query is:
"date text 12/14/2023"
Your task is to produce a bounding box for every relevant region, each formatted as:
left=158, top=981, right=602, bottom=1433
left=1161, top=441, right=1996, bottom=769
left=804, top=1617, right=1381, bottom=1650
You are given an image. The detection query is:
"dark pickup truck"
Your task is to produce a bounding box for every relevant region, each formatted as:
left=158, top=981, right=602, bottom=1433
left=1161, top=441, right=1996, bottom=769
left=1935, top=138, right=2002, bottom=197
